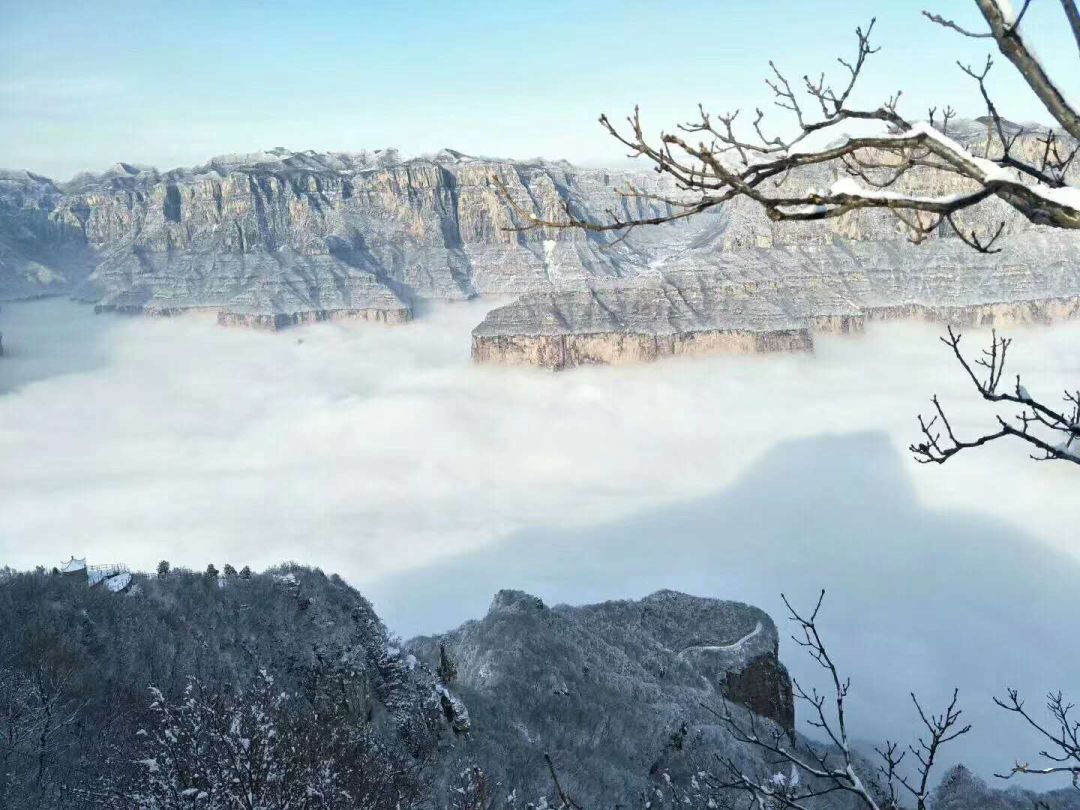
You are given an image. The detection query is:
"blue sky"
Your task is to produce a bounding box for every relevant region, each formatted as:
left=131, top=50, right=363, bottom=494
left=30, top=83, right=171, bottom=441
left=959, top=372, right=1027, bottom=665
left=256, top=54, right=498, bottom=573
left=1, top=0, right=1076, bottom=179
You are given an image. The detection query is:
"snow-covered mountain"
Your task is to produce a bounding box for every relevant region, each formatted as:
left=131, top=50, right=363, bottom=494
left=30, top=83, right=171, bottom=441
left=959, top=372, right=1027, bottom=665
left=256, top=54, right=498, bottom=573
left=0, top=148, right=711, bottom=325
left=2, top=120, right=1077, bottom=365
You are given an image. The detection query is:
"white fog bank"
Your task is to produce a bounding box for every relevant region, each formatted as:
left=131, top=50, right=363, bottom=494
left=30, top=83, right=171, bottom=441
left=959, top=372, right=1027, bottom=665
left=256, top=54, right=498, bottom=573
left=2, top=297, right=1079, bottom=778
left=2, top=297, right=1077, bottom=578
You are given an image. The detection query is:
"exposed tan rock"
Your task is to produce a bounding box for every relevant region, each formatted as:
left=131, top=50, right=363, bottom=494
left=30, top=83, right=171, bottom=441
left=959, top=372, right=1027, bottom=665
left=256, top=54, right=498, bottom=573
left=473, top=232, right=1080, bottom=368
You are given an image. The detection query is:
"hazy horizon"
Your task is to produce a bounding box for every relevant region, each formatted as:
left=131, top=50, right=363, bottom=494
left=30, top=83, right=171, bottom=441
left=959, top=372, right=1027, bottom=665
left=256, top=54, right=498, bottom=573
left=3, top=0, right=1078, bottom=179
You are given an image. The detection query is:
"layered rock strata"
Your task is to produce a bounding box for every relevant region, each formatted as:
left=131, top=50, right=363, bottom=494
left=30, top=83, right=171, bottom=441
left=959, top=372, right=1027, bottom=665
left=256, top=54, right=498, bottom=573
left=473, top=231, right=1080, bottom=368
left=0, top=149, right=706, bottom=325
left=3, top=119, right=1077, bottom=355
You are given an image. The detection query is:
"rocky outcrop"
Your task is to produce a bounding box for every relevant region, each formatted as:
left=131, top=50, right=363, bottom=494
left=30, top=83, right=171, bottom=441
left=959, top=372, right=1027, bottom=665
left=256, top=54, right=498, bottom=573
left=0, top=149, right=708, bottom=326
left=723, top=653, right=795, bottom=732
left=473, top=231, right=1080, bottom=368
left=408, top=589, right=796, bottom=807
left=471, top=285, right=817, bottom=368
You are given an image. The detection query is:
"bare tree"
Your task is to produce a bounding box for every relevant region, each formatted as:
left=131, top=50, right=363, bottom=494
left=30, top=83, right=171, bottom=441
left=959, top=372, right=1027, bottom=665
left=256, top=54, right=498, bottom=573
left=496, top=1, right=1078, bottom=252
left=108, top=670, right=423, bottom=810
left=910, top=327, right=1080, bottom=465
left=0, top=662, right=81, bottom=810
left=708, top=591, right=971, bottom=810
left=995, top=689, right=1080, bottom=790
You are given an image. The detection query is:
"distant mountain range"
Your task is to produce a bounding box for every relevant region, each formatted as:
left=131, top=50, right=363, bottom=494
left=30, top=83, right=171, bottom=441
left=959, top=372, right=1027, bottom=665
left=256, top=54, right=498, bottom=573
left=0, top=147, right=696, bottom=325
left=1, top=119, right=1077, bottom=366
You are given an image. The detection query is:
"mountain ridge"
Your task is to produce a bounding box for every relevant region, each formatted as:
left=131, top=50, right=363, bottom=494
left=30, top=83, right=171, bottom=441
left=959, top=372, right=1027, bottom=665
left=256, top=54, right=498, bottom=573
left=3, top=120, right=1078, bottom=366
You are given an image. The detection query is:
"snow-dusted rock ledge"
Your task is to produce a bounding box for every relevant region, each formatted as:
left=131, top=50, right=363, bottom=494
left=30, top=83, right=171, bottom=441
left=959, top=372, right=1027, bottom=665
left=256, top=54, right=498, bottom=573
left=472, top=232, right=1080, bottom=369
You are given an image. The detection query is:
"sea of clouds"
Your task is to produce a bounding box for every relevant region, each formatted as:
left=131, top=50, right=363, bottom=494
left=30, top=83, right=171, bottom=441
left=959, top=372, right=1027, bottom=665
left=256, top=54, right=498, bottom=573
left=2, top=297, right=1078, bottom=779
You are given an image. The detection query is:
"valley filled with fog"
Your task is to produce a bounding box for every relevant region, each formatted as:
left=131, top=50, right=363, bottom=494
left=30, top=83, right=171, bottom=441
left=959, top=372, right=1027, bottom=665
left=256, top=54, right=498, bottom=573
left=2, top=297, right=1078, bottom=778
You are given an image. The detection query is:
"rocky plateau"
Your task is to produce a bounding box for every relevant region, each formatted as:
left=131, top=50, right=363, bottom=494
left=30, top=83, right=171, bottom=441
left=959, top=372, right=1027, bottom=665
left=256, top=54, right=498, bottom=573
left=1, top=118, right=1077, bottom=367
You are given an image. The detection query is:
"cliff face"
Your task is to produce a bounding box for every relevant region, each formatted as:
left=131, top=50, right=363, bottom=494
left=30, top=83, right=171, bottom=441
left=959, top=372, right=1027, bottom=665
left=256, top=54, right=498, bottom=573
left=4, top=119, right=1077, bottom=355
left=473, top=231, right=1080, bottom=368
left=0, top=149, right=704, bottom=325
left=468, top=119, right=1080, bottom=367
left=408, top=589, right=795, bottom=807
left=0, top=170, right=95, bottom=300
left=473, top=119, right=1080, bottom=367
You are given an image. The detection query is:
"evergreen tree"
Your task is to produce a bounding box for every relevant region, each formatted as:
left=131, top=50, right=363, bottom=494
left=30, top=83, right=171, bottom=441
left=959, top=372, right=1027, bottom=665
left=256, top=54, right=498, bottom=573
left=437, top=642, right=458, bottom=684
left=156, top=560, right=170, bottom=579
left=205, top=563, right=219, bottom=578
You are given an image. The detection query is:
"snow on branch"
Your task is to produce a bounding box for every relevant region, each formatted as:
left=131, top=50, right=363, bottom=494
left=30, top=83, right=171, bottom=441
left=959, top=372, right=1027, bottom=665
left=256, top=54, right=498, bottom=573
left=496, top=2, right=1080, bottom=252
left=994, top=688, right=1080, bottom=790
left=706, top=591, right=970, bottom=810
left=911, top=327, right=1080, bottom=466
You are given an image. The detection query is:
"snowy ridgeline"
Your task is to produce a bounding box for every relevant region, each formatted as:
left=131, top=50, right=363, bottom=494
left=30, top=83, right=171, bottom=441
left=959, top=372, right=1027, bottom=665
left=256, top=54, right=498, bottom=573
left=1, top=565, right=1076, bottom=810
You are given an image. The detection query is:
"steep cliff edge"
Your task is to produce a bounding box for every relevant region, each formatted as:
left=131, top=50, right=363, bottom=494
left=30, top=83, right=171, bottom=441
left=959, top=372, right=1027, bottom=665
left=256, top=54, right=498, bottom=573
left=473, top=230, right=1080, bottom=368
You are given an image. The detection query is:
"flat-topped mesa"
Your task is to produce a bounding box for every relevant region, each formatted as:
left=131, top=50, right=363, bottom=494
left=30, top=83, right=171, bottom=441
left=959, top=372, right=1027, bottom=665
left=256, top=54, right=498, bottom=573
left=471, top=285, right=819, bottom=369
left=473, top=231, right=1080, bottom=369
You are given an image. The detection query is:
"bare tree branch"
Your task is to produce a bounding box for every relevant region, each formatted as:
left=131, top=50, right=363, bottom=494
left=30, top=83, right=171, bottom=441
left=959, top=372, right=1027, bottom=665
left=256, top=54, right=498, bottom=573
left=911, top=327, right=1080, bottom=466
left=922, top=9, right=994, bottom=37
left=995, top=689, right=1080, bottom=791
left=496, top=2, right=1080, bottom=250
left=707, top=591, right=970, bottom=810
left=975, top=0, right=1080, bottom=140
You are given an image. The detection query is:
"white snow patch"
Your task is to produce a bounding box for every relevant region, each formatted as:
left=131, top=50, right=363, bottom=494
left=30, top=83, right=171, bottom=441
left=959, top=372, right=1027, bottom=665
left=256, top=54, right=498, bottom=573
left=33, top=266, right=63, bottom=285
left=542, top=239, right=562, bottom=285
left=829, top=176, right=971, bottom=206
left=677, top=622, right=764, bottom=656
left=87, top=568, right=110, bottom=586
left=105, top=572, right=132, bottom=592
